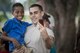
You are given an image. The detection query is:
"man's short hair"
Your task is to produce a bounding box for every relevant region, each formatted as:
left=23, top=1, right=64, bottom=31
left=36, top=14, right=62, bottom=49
left=12, top=3, right=24, bottom=12
left=29, top=4, right=43, bottom=11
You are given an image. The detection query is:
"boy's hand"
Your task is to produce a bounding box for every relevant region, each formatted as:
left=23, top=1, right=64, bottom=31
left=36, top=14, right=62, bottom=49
left=11, top=38, right=21, bottom=49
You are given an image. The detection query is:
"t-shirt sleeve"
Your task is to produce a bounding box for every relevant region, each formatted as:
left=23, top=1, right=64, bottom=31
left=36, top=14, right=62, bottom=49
left=46, top=28, right=54, bottom=38
left=25, top=22, right=32, bottom=27
left=2, top=20, right=12, bottom=33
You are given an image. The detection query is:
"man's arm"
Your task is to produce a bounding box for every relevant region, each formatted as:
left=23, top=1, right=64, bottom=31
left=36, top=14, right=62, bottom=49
left=38, top=22, right=55, bottom=49
left=40, top=28, right=55, bottom=49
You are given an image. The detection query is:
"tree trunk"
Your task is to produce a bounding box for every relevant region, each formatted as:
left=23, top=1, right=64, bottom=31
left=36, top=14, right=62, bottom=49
left=76, top=17, right=80, bottom=53
left=37, top=0, right=79, bottom=53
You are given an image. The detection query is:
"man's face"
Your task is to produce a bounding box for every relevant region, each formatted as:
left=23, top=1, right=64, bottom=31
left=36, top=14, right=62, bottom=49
left=29, top=7, right=43, bottom=24
left=12, top=6, right=24, bottom=20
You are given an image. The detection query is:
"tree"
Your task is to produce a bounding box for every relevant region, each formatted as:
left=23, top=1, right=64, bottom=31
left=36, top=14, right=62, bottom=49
left=36, top=0, right=79, bottom=53
left=76, top=17, right=80, bottom=53
left=0, top=0, right=12, bottom=19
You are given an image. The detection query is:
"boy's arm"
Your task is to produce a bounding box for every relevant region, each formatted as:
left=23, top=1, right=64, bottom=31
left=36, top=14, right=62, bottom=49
left=2, top=32, right=21, bottom=49
left=2, top=32, right=12, bottom=41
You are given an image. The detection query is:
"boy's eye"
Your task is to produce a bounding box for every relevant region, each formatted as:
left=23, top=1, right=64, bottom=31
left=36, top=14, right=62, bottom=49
left=15, top=11, right=24, bottom=14
left=16, top=11, right=19, bottom=14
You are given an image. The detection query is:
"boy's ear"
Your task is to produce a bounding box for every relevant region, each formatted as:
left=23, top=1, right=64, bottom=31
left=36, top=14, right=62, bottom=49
left=12, top=12, right=15, bottom=16
left=12, top=11, right=13, bottom=14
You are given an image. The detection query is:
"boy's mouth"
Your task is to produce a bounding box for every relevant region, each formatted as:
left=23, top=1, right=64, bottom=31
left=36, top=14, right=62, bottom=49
left=17, top=16, right=23, bottom=20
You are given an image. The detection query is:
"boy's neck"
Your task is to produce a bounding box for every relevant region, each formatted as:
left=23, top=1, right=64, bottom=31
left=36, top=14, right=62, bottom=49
left=14, top=17, right=22, bottom=21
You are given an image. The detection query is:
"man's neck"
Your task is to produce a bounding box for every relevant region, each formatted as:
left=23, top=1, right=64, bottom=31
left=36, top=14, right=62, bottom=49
left=33, top=23, right=37, bottom=27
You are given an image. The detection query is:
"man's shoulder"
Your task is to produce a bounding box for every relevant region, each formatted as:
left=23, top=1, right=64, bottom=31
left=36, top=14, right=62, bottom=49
left=22, top=21, right=32, bottom=26
left=27, top=25, right=34, bottom=30
left=27, top=25, right=33, bottom=29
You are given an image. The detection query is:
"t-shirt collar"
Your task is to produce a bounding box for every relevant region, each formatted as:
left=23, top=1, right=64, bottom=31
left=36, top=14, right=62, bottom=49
left=13, top=18, right=22, bottom=24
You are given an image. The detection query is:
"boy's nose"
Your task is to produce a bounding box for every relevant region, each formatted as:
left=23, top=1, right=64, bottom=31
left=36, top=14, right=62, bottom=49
left=18, top=12, right=22, bottom=15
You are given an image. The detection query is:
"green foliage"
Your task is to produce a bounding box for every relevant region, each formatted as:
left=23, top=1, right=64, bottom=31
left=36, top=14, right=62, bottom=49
left=28, top=0, right=37, bottom=6
left=0, top=14, right=7, bottom=32
left=0, top=14, right=7, bottom=22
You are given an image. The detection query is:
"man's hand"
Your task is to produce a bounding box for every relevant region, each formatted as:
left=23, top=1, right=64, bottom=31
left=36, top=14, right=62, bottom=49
left=38, top=22, right=49, bottom=40
left=38, top=22, right=54, bottom=49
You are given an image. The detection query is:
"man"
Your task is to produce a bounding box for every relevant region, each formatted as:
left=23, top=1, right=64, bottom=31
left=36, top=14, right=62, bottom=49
left=24, top=4, right=55, bottom=53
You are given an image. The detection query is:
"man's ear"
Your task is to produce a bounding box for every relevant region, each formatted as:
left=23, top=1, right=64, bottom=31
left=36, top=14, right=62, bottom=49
left=41, top=11, right=44, bottom=17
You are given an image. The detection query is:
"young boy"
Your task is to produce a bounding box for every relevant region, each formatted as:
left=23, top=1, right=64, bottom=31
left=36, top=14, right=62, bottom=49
left=2, top=3, right=31, bottom=53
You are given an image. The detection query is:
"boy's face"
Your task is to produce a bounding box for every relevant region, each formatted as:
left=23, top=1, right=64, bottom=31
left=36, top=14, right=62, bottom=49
left=12, top=6, right=24, bottom=20
left=29, top=7, right=44, bottom=24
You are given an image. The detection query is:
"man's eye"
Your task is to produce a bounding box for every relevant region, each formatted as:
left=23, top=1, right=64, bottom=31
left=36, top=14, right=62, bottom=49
left=34, top=11, right=38, bottom=14
left=30, top=12, right=32, bottom=15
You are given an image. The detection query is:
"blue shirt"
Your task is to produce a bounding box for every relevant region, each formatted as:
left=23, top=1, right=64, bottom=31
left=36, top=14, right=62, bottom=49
left=2, top=18, right=31, bottom=51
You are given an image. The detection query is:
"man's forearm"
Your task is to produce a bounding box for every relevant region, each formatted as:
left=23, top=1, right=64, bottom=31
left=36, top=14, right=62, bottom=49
left=44, top=36, right=54, bottom=49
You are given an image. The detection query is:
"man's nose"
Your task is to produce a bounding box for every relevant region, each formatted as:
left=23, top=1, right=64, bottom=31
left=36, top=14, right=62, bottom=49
left=32, top=13, right=35, bottom=17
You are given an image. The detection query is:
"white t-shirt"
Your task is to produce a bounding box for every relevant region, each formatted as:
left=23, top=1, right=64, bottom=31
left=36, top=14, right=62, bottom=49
left=24, top=25, right=54, bottom=53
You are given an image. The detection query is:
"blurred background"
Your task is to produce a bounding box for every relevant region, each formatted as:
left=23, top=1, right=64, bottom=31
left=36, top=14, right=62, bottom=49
left=0, top=0, right=80, bottom=53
